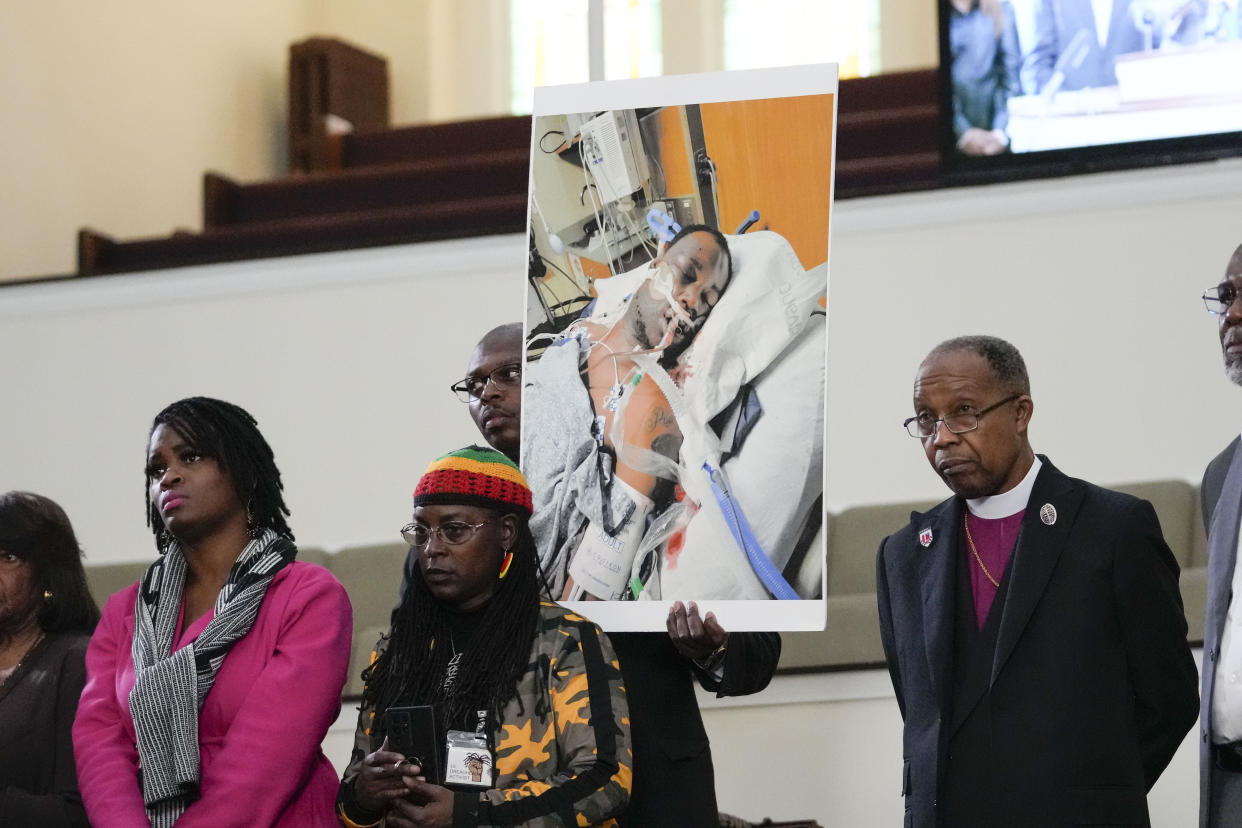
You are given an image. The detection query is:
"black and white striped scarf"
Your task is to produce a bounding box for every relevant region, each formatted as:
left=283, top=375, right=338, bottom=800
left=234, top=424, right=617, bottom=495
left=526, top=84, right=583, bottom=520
left=128, top=528, right=295, bottom=828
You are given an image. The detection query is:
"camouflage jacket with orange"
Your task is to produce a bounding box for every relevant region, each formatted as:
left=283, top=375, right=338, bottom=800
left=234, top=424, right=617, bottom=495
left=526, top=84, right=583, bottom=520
left=340, top=602, right=632, bottom=827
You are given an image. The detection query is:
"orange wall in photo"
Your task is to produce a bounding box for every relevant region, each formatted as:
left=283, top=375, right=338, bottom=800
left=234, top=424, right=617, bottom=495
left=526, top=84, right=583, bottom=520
left=652, top=105, right=695, bottom=201
left=700, top=94, right=834, bottom=271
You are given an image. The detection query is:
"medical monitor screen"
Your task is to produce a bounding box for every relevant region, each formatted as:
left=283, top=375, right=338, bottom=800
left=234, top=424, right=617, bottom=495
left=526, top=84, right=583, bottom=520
left=940, top=0, right=1242, bottom=171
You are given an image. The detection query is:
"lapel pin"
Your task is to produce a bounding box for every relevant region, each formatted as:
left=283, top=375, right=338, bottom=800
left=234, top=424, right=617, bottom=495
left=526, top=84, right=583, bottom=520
left=1039, top=503, right=1057, bottom=526
left=919, top=527, right=933, bottom=547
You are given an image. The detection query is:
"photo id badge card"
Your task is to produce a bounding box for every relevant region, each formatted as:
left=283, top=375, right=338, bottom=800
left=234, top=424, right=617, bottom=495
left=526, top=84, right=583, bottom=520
left=444, top=730, right=493, bottom=789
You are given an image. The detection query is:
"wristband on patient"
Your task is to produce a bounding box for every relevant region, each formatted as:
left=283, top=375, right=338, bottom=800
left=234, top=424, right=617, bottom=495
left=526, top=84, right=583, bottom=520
left=567, top=477, right=654, bottom=600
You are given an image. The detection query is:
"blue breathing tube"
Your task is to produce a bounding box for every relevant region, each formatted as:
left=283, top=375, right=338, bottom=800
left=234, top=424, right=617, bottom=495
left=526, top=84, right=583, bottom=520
left=735, top=210, right=760, bottom=234
left=702, top=462, right=799, bottom=600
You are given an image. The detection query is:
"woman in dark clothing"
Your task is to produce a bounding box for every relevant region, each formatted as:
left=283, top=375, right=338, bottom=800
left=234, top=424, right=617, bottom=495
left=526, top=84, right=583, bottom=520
left=0, top=491, right=99, bottom=827
left=949, top=0, right=1023, bottom=155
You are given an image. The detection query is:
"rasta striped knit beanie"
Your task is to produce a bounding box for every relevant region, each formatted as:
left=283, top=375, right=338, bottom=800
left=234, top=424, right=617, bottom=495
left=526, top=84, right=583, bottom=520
left=412, top=446, right=533, bottom=516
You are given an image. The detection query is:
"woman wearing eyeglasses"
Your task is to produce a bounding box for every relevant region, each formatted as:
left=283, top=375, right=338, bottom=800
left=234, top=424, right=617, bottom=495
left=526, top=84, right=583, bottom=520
left=336, top=446, right=630, bottom=828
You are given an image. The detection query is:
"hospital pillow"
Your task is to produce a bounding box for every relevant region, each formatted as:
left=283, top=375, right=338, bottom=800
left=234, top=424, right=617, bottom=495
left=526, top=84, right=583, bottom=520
left=681, top=230, right=825, bottom=425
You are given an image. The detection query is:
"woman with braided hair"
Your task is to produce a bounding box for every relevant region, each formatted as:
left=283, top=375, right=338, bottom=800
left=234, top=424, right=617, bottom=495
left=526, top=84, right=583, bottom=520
left=337, top=446, right=631, bottom=828
left=73, top=396, right=352, bottom=827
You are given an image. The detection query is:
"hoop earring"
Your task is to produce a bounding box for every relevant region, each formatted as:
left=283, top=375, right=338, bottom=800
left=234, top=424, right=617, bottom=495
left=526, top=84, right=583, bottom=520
left=497, top=550, right=514, bottom=580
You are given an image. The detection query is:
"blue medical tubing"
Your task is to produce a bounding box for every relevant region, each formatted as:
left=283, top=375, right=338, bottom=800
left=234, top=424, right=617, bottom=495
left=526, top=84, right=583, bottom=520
left=736, top=210, right=760, bottom=234
left=702, top=461, right=799, bottom=600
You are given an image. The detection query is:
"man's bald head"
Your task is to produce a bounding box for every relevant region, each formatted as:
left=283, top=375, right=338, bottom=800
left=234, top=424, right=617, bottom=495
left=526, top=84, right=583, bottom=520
left=465, top=323, right=524, bottom=461
left=1229, top=243, right=1242, bottom=275
left=477, top=322, right=523, bottom=355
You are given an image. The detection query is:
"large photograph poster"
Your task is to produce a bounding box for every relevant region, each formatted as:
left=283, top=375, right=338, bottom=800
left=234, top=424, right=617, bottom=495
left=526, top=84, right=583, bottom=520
left=521, top=66, right=835, bottom=631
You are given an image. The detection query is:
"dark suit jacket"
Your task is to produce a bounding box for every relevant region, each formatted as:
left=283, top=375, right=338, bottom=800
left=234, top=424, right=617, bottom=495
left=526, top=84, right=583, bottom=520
left=1023, top=0, right=1144, bottom=93
left=611, top=630, right=781, bottom=828
left=877, top=457, right=1198, bottom=828
left=1200, top=436, right=1237, bottom=529
left=1199, top=435, right=1242, bottom=828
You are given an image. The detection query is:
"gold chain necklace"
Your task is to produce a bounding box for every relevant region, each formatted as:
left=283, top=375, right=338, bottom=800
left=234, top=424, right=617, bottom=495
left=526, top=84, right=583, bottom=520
left=0, top=631, right=46, bottom=690
left=963, top=516, right=1000, bottom=589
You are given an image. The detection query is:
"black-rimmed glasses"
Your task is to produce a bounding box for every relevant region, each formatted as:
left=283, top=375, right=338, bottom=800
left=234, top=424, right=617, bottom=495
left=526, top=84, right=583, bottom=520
left=400, top=519, right=495, bottom=548
left=903, top=395, right=1020, bottom=439
left=449, top=363, right=522, bottom=403
left=1204, top=283, right=1241, bottom=315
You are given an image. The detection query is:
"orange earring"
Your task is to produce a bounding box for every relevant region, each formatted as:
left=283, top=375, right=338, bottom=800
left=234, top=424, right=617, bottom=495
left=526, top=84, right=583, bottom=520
left=498, top=550, right=514, bottom=580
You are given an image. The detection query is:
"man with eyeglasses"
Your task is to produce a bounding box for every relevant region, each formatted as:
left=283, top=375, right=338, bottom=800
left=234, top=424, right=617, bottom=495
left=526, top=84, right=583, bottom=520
left=1199, top=243, right=1242, bottom=827
left=421, top=321, right=779, bottom=828
left=451, top=322, right=524, bottom=461
left=877, top=335, right=1197, bottom=828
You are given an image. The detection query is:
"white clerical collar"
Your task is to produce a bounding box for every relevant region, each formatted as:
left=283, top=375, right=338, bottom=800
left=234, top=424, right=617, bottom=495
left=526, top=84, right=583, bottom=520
left=966, top=456, right=1043, bottom=519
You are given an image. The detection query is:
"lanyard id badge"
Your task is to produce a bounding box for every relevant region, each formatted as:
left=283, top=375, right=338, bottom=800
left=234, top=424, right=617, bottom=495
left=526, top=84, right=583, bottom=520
left=444, top=730, right=493, bottom=788
left=445, top=709, right=493, bottom=789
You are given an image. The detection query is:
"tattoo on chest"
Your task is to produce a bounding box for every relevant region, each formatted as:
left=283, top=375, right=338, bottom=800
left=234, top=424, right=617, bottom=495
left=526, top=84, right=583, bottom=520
left=643, top=407, right=676, bottom=433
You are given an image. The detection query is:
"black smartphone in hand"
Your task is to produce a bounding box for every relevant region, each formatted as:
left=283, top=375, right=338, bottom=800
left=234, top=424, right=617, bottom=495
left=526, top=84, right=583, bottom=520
left=384, top=705, right=441, bottom=785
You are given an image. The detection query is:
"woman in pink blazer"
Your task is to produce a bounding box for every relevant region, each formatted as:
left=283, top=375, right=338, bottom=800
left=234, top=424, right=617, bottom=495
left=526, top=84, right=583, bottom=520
left=74, top=397, right=352, bottom=827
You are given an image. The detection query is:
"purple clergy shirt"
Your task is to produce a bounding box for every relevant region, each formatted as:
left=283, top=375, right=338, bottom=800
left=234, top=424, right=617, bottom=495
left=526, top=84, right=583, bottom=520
left=965, top=510, right=1024, bottom=629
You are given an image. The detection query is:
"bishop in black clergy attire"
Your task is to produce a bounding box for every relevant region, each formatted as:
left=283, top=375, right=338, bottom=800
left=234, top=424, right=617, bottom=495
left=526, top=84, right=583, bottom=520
left=877, top=335, right=1197, bottom=827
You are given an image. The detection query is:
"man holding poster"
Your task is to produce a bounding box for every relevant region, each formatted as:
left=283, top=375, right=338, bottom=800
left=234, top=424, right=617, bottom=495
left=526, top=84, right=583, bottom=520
left=450, top=322, right=780, bottom=827
left=515, top=61, right=831, bottom=821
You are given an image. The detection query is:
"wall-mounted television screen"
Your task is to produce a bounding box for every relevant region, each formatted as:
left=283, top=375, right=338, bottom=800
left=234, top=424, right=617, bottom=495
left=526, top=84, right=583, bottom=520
left=939, top=0, right=1242, bottom=179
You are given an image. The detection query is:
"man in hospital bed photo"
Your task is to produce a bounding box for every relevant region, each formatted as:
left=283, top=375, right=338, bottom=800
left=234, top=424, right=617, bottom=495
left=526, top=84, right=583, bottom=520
left=524, top=224, right=826, bottom=602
